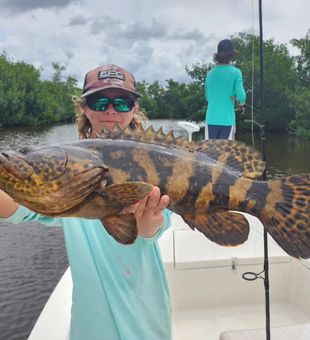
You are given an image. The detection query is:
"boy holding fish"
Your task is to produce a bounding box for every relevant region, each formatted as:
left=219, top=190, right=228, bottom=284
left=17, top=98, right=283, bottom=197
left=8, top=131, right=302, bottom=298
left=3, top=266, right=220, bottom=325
left=0, top=64, right=172, bottom=340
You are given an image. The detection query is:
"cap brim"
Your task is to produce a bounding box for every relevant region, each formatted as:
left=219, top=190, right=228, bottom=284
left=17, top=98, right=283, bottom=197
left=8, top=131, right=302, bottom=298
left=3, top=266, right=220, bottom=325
left=81, top=86, right=142, bottom=98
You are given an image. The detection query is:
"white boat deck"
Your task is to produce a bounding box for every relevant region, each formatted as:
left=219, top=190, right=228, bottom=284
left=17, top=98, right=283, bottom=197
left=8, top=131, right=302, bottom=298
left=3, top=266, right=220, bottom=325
left=174, top=303, right=310, bottom=340
left=29, top=213, right=310, bottom=340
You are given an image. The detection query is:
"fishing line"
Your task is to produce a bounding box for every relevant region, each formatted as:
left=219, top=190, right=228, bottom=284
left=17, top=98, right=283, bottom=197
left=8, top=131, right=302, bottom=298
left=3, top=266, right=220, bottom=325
left=250, top=0, right=255, bottom=147
left=240, top=0, right=256, bottom=147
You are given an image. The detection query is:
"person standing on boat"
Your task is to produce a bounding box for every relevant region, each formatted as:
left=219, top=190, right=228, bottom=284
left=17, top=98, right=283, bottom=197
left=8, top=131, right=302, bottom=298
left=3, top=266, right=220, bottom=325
left=205, top=39, right=246, bottom=140
left=0, top=64, right=172, bottom=340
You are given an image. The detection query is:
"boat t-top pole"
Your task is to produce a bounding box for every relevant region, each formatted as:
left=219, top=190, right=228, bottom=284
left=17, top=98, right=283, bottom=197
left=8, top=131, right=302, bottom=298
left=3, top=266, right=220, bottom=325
left=258, top=1, right=271, bottom=339
left=242, top=1, right=271, bottom=339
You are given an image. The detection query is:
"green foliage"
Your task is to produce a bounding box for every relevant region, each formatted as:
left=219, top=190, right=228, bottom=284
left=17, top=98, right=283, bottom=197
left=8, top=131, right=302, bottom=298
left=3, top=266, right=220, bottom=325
left=233, top=33, right=298, bottom=130
left=0, top=53, right=41, bottom=126
left=289, top=87, right=310, bottom=139
left=0, top=54, right=79, bottom=127
left=290, top=29, right=310, bottom=85
left=136, top=81, right=165, bottom=118
left=137, top=79, right=205, bottom=121
left=289, top=30, right=310, bottom=138
left=185, top=62, right=212, bottom=85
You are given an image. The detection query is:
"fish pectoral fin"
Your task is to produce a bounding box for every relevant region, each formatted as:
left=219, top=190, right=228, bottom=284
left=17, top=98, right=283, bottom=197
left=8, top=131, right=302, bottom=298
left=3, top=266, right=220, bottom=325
left=182, top=211, right=250, bottom=246
left=99, top=181, right=153, bottom=205
left=102, top=214, right=138, bottom=245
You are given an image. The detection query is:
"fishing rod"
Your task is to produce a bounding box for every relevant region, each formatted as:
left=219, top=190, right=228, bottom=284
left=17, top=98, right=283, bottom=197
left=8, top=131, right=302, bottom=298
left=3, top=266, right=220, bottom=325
left=242, top=1, right=271, bottom=340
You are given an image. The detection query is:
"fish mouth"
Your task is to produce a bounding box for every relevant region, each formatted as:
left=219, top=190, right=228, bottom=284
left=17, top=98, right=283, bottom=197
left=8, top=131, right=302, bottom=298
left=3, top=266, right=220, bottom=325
left=0, top=151, right=13, bottom=171
left=0, top=151, right=11, bottom=163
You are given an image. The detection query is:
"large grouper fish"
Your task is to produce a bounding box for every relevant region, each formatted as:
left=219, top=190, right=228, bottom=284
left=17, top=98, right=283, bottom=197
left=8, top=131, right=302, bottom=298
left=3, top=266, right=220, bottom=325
left=0, top=125, right=309, bottom=258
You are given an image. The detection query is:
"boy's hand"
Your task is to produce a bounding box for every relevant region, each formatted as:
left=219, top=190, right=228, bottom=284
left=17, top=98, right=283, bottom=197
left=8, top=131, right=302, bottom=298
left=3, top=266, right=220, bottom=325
left=121, top=186, right=170, bottom=238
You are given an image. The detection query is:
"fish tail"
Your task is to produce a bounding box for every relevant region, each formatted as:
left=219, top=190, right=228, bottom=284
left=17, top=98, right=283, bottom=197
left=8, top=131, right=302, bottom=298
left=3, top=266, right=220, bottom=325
left=245, top=174, right=310, bottom=258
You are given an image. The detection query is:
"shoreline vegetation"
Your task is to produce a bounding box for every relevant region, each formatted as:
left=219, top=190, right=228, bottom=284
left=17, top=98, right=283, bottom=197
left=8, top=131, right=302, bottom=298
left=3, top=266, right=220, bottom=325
left=0, top=32, right=309, bottom=139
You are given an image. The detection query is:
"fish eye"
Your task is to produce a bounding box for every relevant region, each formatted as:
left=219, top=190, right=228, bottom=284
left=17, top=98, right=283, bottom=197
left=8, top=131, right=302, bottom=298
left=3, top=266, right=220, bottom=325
left=19, top=147, right=31, bottom=154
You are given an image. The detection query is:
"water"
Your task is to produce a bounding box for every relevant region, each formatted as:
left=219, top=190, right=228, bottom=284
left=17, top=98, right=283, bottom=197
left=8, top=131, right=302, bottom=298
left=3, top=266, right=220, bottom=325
left=0, top=121, right=309, bottom=340
left=235, top=130, right=310, bottom=179
left=0, top=222, right=68, bottom=340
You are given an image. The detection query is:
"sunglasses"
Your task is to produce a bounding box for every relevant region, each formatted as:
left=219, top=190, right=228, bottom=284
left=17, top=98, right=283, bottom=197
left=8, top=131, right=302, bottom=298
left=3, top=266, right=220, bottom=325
left=86, top=97, right=135, bottom=112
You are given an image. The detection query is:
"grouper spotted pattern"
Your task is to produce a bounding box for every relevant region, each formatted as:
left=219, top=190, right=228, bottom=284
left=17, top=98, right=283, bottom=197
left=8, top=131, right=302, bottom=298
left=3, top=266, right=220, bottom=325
left=0, top=125, right=309, bottom=258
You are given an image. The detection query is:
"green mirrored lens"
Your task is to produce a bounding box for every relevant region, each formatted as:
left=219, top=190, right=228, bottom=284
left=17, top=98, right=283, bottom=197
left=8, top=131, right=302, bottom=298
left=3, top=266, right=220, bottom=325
left=88, top=97, right=109, bottom=111
left=113, top=98, right=131, bottom=112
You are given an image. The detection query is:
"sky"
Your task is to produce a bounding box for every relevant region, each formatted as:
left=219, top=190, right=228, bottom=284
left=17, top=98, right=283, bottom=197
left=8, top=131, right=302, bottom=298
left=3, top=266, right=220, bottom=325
left=0, top=0, right=309, bottom=86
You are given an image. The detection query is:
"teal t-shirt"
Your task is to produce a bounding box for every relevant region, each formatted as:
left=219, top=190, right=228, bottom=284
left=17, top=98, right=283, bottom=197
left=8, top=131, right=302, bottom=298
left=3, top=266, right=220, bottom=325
left=205, top=64, right=246, bottom=126
left=4, top=206, right=172, bottom=340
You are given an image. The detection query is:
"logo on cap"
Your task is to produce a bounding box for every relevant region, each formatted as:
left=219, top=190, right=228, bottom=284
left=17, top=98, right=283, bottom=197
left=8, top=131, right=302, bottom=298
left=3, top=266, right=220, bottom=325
left=98, top=70, right=125, bottom=81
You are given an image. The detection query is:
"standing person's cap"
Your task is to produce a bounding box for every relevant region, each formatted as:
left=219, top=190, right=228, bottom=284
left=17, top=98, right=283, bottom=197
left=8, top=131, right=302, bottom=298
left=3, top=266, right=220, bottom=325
left=217, top=39, right=236, bottom=54
left=81, top=64, right=142, bottom=98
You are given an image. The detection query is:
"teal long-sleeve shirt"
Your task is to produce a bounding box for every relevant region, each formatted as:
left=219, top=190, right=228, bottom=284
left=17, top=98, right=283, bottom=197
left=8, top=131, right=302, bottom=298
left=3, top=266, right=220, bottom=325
left=205, top=64, right=246, bottom=126
left=4, top=206, right=172, bottom=340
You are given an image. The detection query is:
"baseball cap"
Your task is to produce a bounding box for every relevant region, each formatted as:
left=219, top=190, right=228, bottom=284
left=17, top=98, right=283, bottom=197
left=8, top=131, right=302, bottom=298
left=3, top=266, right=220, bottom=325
left=81, top=64, right=142, bottom=98
left=217, top=39, right=236, bottom=54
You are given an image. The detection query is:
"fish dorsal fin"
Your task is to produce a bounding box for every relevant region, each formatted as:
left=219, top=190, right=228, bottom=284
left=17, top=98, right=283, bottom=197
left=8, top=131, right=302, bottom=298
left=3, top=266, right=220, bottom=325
left=190, top=139, right=265, bottom=179
left=98, top=123, right=178, bottom=143
left=98, top=123, right=265, bottom=179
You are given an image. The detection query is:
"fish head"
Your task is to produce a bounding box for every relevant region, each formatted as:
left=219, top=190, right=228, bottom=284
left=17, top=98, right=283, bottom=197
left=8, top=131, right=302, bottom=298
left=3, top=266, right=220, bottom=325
left=0, top=145, right=108, bottom=214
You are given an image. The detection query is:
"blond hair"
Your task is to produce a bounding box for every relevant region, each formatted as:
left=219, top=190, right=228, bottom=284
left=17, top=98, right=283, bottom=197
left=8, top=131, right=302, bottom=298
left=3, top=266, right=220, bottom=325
left=72, top=95, right=147, bottom=139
